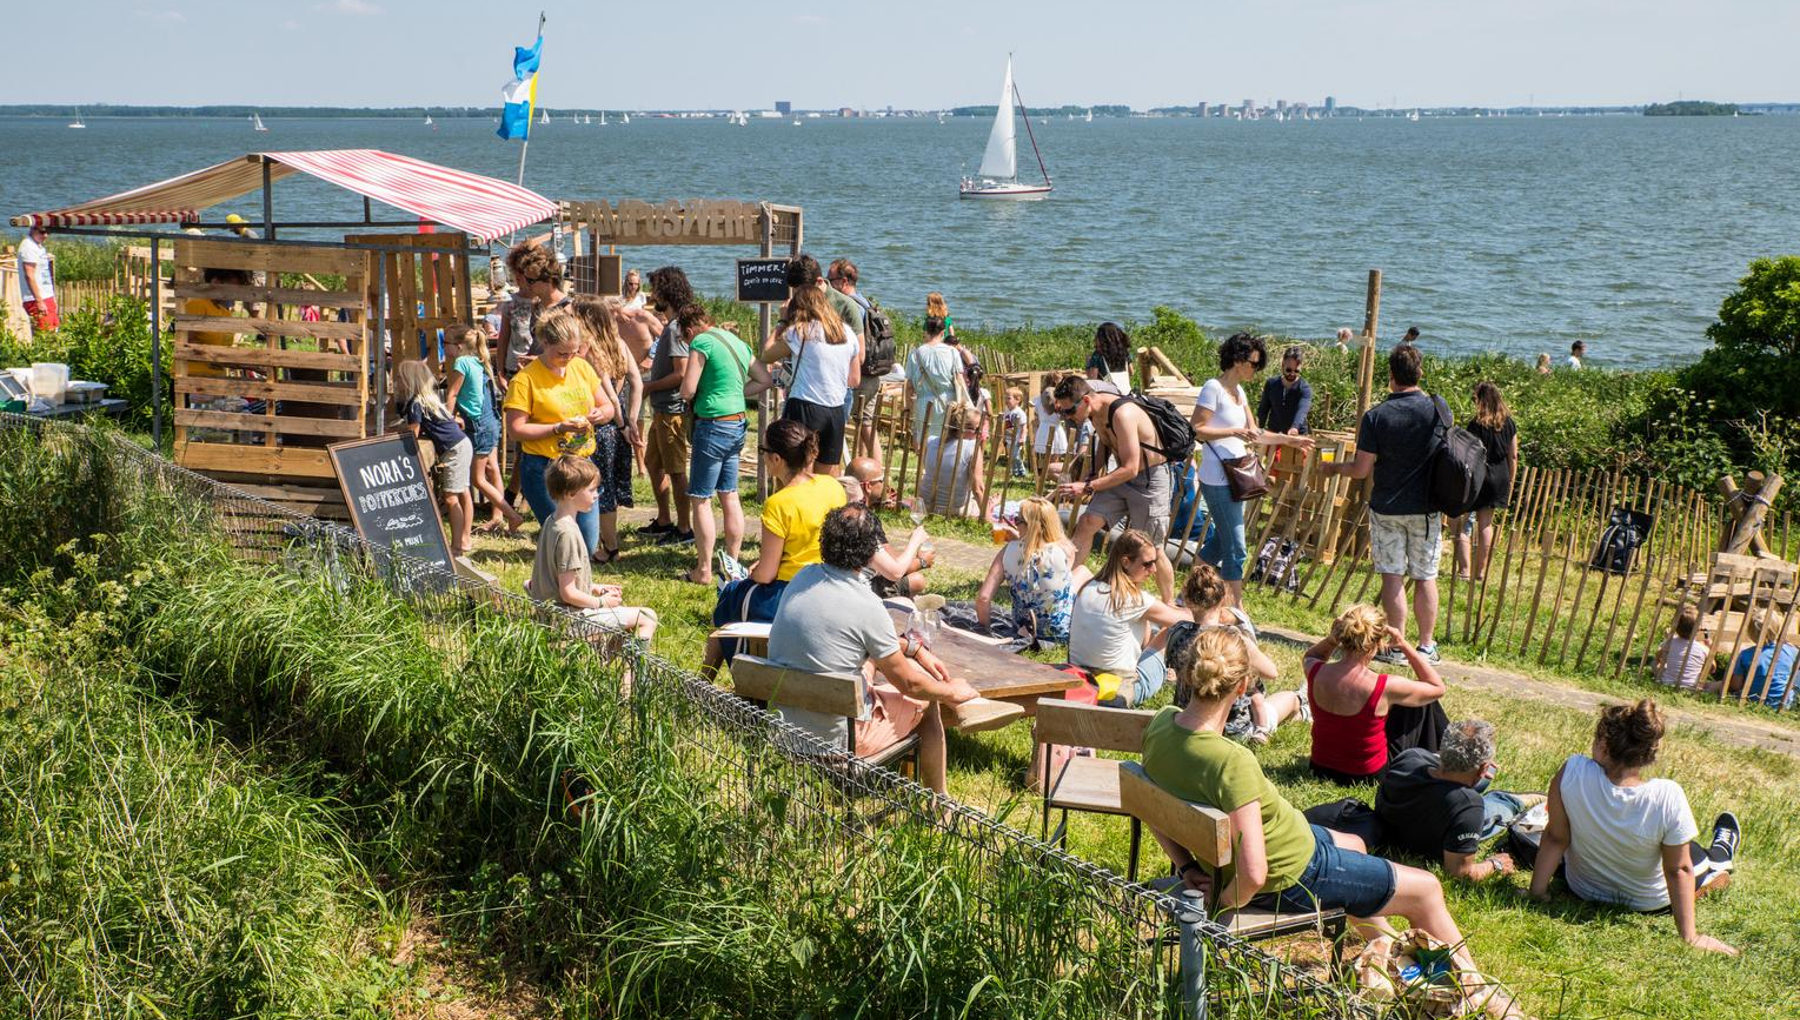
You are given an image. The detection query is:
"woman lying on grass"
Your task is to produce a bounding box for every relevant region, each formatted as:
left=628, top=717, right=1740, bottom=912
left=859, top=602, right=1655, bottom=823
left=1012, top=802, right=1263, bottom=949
left=1142, top=627, right=1526, bottom=1019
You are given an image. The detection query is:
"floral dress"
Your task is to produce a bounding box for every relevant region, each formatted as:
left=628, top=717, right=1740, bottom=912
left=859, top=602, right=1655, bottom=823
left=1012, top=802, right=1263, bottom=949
left=1002, top=541, right=1074, bottom=642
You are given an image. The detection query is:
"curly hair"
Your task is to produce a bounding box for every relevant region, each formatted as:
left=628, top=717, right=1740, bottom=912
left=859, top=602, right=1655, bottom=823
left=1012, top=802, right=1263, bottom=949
left=647, top=266, right=694, bottom=313
left=1595, top=699, right=1664, bottom=769
left=1217, top=332, right=1267, bottom=374
left=505, top=241, right=561, bottom=287
left=1094, top=322, right=1132, bottom=373
left=763, top=419, right=819, bottom=474
left=820, top=505, right=881, bottom=571
left=1439, top=719, right=1497, bottom=774
left=1176, top=627, right=1254, bottom=705
left=1181, top=563, right=1229, bottom=615
left=1330, top=604, right=1389, bottom=658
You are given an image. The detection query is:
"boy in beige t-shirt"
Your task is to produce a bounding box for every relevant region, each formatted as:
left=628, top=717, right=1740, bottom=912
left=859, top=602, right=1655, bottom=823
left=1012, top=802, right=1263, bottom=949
left=528, top=456, right=658, bottom=642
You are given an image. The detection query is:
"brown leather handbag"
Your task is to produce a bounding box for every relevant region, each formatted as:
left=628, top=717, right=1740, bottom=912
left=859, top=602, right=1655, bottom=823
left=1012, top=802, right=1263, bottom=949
left=1207, top=441, right=1269, bottom=502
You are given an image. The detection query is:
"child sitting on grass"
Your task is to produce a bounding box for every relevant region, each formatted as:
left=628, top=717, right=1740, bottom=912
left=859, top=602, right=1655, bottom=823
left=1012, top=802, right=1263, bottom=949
left=1654, top=605, right=1713, bottom=691
left=527, top=455, right=658, bottom=645
left=1165, top=563, right=1307, bottom=745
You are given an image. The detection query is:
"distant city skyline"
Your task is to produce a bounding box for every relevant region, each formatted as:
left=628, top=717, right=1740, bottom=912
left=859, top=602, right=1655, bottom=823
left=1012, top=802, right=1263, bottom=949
left=11, top=1, right=1800, bottom=110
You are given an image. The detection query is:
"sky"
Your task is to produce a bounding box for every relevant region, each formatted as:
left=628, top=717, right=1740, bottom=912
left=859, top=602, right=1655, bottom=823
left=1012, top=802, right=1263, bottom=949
left=12, top=0, right=1800, bottom=110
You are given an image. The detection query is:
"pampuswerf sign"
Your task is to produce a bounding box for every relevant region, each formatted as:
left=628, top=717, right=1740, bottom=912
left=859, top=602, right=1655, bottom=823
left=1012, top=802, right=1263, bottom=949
left=558, top=199, right=800, bottom=247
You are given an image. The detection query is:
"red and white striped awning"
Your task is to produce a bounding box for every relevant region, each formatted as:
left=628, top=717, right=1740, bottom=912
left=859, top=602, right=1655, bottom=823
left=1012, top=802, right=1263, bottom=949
left=10, top=150, right=557, bottom=242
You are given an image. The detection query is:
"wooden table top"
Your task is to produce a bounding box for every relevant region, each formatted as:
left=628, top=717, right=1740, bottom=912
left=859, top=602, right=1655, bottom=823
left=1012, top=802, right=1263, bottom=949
left=885, top=605, right=1078, bottom=701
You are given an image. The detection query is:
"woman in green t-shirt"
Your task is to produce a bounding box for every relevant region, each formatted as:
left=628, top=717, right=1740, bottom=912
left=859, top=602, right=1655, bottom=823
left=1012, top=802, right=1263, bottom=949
left=677, top=303, right=772, bottom=585
left=1142, top=628, right=1522, bottom=1018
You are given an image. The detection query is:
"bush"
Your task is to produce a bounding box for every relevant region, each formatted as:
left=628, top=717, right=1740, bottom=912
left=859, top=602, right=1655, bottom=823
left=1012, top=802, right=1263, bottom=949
left=0, top=297, right=171, bottom=435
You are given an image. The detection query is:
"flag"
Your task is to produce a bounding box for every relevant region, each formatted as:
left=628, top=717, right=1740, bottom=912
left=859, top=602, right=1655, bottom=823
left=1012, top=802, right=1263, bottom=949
left=497, top=35, right=542, bottom=141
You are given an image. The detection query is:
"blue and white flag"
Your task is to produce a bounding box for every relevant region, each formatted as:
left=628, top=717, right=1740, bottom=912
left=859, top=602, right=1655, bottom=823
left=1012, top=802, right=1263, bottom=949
left=497, top=36, right=542, bottom=141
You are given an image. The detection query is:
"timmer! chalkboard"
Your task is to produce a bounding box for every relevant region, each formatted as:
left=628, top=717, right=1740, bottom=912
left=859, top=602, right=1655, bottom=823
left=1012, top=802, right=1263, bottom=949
left=328, top=432, right=453, bottom=574
left=736, top=258, right=791, bottom=303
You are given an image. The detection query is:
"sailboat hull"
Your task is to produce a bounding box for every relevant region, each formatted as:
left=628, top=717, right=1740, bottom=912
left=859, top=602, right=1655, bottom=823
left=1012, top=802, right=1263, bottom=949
left=959, top=179, right=1052, bottom=201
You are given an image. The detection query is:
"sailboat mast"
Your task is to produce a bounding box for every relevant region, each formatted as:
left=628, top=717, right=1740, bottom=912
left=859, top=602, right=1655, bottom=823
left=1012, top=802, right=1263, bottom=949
left=1012, top=81, right=1051, bottom=185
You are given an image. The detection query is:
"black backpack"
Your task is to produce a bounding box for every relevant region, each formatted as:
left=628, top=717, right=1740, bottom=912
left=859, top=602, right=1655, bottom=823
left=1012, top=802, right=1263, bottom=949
left=860, top=299, right=898, bottom=378
left=1426, top=396, right=1490, bottom=516
left=1116, top=394, right=1197, bottom=466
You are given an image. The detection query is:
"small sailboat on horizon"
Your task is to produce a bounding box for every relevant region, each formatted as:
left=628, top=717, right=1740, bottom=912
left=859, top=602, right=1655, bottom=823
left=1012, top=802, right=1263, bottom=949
left=424, top=113, right=434, bottom=127
left=959, top=56, right=1052, bottom=200
left=251, top=112, right=268, bottom=132
left=539, top=108, right=550, bottom=126
left=68, top=108, right=86, bottom=129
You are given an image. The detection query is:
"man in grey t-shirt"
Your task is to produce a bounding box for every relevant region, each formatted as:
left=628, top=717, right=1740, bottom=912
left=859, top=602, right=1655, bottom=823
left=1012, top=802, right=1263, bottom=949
left=766, top=505, right=978, bottom=794
left=639, top=267, right=693, bottom=542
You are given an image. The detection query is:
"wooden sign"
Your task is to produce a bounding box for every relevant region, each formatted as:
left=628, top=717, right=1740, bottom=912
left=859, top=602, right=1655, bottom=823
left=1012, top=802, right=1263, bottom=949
left=562, top=199, right=764, bottom=245
left=736, top=258, right=791, bottom=304
left=327, top=432, right=453, bottom=576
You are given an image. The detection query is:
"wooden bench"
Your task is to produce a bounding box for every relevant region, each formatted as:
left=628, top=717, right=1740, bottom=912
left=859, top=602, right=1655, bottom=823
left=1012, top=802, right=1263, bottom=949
left=1034, top=699, right=1153, bottom=879
left=729, top=655, right=921, bottom=775
left=1118, top=762, right=1346, bottom=941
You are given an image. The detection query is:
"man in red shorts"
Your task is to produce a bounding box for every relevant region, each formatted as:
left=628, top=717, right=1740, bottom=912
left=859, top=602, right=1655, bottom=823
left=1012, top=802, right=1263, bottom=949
left=18, top=225, right=59, bottom=333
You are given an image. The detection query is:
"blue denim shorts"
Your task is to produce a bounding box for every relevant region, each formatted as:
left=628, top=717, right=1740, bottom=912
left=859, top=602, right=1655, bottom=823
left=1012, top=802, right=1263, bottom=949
left=688, top=416, right=747, bottom=499
left=469, top=405, right=501, bottom=456
left=1257, top=824, right=1397, bottom=918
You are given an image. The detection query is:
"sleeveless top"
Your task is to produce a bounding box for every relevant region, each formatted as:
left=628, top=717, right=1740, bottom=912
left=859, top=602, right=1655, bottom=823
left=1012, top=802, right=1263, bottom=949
left=1306, top=660, right=1390, bottom=778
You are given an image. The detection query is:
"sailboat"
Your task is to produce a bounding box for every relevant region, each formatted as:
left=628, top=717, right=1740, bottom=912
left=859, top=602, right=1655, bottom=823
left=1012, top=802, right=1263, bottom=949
left=539, top=108, right=550, bottom=126
left=251, top=112, right=268, bottom=132
left=424, top=113, right=434, bottom=127
left=1084, top=108, right=1093, bottom=123
left=959, top=56, right=1052, bottom=200
left=599, top=111, right=607, bottom=125
left=68, top=108, right=86, bottom=129
left=621, top=112, right=630, bottom=125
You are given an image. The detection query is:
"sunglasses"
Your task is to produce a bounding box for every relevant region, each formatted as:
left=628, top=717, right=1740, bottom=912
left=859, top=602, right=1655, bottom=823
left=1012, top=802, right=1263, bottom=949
left=1129, top=556, right=1157, bottom=571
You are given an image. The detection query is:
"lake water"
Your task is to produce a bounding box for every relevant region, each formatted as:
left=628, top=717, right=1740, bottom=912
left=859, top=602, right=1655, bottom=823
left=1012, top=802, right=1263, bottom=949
left=6, top=113, right=1799, bottom=365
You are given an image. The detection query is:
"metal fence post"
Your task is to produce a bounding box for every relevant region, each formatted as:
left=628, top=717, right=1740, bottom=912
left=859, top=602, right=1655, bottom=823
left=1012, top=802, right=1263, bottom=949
left=1177, top=888, right=1208, bottom=1020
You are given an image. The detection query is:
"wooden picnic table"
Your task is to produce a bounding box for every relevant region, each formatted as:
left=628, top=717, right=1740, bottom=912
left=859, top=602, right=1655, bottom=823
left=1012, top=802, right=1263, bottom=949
left=883, top=604, right=1077, bottom=731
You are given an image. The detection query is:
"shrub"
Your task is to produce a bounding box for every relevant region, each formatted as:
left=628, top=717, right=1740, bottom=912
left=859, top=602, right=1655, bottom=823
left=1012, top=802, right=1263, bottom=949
left=0, top=297, right=170, bottom=435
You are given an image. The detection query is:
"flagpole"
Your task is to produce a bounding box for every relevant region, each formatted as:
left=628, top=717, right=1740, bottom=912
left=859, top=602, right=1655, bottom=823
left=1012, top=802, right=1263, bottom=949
left=517, top=11, right=546, bottom=188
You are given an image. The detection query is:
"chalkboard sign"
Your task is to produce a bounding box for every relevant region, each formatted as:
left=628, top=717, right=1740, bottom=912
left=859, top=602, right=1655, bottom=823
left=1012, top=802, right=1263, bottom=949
left=736, top=258, right=791, bottom=304
left=328, top=432, right=454, bottom=575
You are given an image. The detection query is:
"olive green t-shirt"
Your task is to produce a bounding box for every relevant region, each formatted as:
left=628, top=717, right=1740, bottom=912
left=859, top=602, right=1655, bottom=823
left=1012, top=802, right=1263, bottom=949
left=688, top=327, right=753, bottom=420
left=527, top=513, right=589, bottom=605
left=1140, top=707, right=1316, bottom=893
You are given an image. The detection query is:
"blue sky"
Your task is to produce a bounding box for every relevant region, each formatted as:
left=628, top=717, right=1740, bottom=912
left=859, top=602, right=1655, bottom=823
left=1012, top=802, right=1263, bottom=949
left=14, top=1, right=1800, bottom=109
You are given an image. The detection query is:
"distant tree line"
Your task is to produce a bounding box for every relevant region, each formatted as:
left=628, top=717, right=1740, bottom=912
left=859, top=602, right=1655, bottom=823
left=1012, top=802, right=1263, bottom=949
left=1643, top=101, right=1739, bottom=117
left=950, top=104, right=1131, bottom=118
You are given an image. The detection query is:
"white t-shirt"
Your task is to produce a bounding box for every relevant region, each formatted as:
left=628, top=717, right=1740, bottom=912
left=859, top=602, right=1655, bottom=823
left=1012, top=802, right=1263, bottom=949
left=1068, top=581, right=1159, bottom=677
left=1656, top=636, right=1711, bottom=690
left=784, top=322, right=861, bottom=407
left=1194, top=378, right=1249, bottom=487
left=1034, top=394, right=1070, bottom=454
left=1559, top=753, right=1699, bottom=911
left=18, top=236, right=54, bottom=300
left=1568, top=355, right=1584, bottom=371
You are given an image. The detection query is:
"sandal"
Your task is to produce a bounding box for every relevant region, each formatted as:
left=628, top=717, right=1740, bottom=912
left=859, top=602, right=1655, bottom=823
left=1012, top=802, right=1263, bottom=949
left=475, top=521, right=505, bottom=536
left=592, top=546, right=618, bottom=566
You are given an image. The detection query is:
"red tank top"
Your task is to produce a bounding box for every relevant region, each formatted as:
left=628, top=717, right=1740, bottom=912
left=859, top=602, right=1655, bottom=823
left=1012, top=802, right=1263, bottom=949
left=1307, top=659, right=1390, bottom=778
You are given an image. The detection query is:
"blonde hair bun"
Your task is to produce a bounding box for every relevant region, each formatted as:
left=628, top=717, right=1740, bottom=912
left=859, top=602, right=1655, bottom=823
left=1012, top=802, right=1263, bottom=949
left=1330, top=604, right=1388, bottom=657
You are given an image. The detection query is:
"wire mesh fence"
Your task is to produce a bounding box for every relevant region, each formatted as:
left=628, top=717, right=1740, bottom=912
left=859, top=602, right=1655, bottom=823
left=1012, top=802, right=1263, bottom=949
left=0, top=411, right=1373, bottom=1019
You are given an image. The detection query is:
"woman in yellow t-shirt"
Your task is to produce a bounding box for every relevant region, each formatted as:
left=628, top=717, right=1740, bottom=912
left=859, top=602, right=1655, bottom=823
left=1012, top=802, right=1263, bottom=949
left=706, top=419, right=846, bottom=670
left=503, top=308, right=609, bottom=554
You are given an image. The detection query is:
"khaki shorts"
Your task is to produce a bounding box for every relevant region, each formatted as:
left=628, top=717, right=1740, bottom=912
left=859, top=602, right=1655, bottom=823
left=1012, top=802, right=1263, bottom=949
left=644, top=411, right=690, bottom=476
left=1084, top=464, right=1173, bottom=544
left=850, top=377, right=886, bottom=426
left=1370, top=512, right=1443, bottom=581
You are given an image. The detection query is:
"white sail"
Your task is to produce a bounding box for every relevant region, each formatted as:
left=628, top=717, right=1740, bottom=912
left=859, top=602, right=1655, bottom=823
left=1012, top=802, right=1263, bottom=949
left=977, top=57, right=1018, bottom=180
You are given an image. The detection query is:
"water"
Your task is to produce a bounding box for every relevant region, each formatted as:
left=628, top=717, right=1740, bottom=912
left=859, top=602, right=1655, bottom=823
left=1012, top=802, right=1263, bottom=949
left=6, top=113, right=1799, bottom=365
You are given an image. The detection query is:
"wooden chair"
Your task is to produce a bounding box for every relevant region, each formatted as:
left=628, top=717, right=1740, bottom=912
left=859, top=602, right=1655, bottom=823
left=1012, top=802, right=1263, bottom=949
left=1034, top=699, right=1152, bottom=879
left=1118, top=762, right=1346, bottom=941
left=729, top=655, right=921, bottom=774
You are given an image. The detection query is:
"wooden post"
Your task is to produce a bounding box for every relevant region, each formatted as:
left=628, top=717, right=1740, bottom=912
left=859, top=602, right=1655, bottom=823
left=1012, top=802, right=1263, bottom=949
left=754, top=206, right=774, bottom=500
left=1356, top=269, right=1381, bottom=419
left=1719, top=472, right=1784, bottom=557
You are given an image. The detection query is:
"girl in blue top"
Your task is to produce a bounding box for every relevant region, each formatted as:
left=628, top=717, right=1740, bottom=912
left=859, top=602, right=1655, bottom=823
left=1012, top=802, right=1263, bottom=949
left=445, top=325, right=524, bottom=535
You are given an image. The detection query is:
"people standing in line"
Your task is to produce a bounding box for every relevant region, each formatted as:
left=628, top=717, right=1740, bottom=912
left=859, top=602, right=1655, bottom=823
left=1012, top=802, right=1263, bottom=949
left=1138, top=630, right=1525, bottom=1020
left=706, top=421, right=846, bottom=671
left=1530, top=700, right=1741, bottom=957
left=393, top=360, right=475, bottom=558
left=1568, top=340, right=1586, bottom=370
left=1535, top=353, right=1553, bottom=375
left=1320, top=343, right=1447, bottom=663
left=17, top=224, right=58, bottom=333
left=1053, top=375, right=1179, bottom=604
left=639, top=266, right=695, bottom=545
left=1087, top=322, right=1134, bottom=394
left=1452, top=382, right=1518, bottom=582
left=1370, top=720, right=1517, bottom=884
left=1068, top=531, right=1190, bottom=708
left=619, top=268, right=646, bottom=311
left=828, top=258, right=884, bottom=462
left=1301, top=604, right=1447, bottom=785
left=499, top=242, right=570, bottom=378
left=769, top=281, right=861, bottom=476
left=1189, top=333, right=1314, bottom=607
left=571, top=296, right=642, bottom=563
left=906, top=315, right=964, bottom=444
left=503, top=309, right=606, bottom=554
left=969, top=495, right=1085, bottom=645
left=613, top=285, right=660, bottom=476
left=677, top=303, right=764, bottom=586
left=1163, top=563, right=1306, bottom=746
left=765, top=504, right=981, bottom=796
left=443, top=325, right=524, bottom=535
left=525, top=455, right=658, bottom=644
